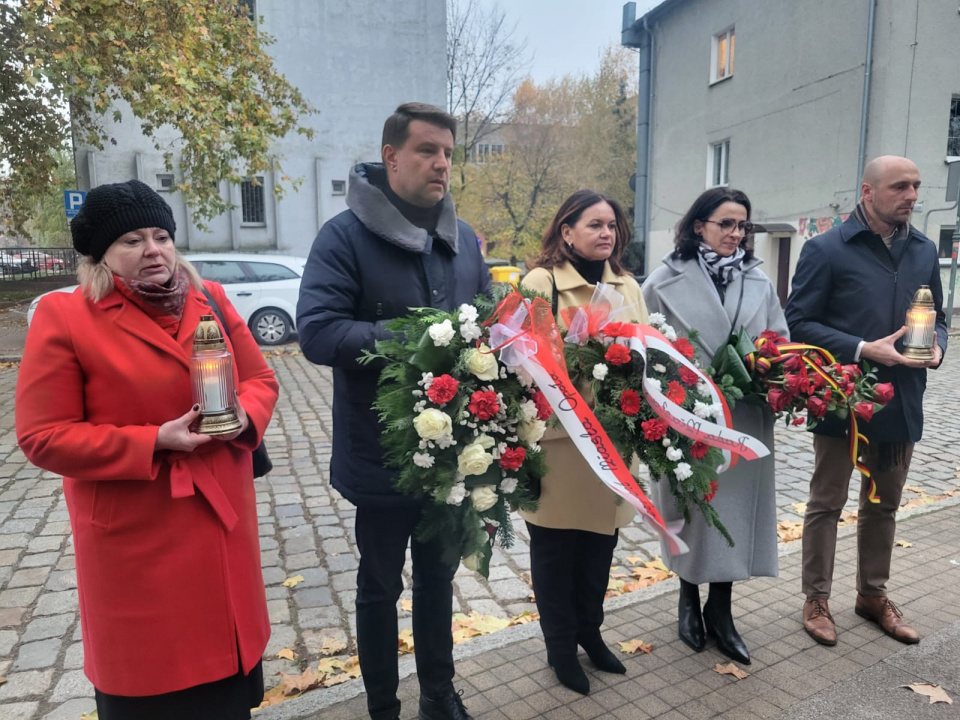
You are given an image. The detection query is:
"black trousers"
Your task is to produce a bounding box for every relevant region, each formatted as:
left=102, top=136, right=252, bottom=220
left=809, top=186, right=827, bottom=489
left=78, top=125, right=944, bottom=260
left=527, top=522, right=618, bottom=654
left=355, top=504, right=456, bottom=720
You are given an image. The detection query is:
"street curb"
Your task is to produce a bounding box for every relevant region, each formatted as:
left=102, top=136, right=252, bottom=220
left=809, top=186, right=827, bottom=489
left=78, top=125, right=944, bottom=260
left=255, top=494, right=960, bottom=719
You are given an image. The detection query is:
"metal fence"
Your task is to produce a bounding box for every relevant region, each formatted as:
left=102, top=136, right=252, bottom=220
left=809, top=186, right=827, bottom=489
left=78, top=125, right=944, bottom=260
left=0, top=247, right=80, bottom=281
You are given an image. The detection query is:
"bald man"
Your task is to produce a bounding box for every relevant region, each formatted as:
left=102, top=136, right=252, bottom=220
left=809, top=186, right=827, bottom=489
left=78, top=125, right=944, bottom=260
left=785, top=155, right=947, bottom=647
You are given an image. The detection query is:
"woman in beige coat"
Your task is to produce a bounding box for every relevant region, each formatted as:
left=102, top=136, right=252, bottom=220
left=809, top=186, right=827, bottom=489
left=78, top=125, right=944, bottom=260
left=520, top=190, right=648, bottom=695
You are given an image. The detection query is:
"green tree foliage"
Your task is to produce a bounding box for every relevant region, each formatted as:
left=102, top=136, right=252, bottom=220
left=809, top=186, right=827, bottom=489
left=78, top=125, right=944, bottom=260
left=455, top=46, right=638, bottom=265
left=0, top=0, right=314, bottom=233
left=25, top=148, right=73, bottom=247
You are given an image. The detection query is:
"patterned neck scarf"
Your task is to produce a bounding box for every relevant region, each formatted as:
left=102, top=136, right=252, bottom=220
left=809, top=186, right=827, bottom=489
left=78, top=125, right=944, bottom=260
left=113, top=267, right=190, bottom=336
left=696, top=242, right=746, bottom=298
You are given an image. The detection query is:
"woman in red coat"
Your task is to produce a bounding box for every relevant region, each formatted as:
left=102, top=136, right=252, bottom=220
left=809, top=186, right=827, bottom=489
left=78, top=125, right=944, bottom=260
left=15, top=180, right=279, bottom=720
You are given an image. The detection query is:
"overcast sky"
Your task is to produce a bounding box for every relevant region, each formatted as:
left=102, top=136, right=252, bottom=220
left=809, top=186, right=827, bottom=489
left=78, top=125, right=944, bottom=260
left=478, top=0, right=663, bottom=83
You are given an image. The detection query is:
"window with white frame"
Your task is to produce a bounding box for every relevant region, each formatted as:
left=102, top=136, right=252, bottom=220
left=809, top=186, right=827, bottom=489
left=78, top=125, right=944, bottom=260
left=241, top=177, right=266, bottom=225
left=156, top=173, right=174, bottom=192
left=711, top=26, right=735, bottom=83
left=948, top=96, right=960, bottom=158
left=238, top=0, right=255, bottom=23
left=708, top=140, right=730, bottom=187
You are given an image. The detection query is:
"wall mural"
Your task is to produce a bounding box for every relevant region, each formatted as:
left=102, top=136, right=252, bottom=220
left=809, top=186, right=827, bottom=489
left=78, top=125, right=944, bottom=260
left=798, top=215, right=849, bottom=240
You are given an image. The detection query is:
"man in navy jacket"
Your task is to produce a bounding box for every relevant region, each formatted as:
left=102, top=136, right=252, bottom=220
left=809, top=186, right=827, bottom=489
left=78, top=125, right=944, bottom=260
left=786, top=155, right=946, bottom=648
left=298, top=103, right=489, bottom=720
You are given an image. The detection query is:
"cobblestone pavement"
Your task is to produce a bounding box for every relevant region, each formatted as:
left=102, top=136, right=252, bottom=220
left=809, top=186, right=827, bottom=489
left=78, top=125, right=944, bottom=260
left=1, top=349, right=959, bottom=719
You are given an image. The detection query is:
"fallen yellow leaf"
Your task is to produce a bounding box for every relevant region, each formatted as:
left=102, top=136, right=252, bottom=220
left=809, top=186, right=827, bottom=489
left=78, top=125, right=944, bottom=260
left=276, top=648, right=297, bottom=661
left=282, top=575, right=305, bottom=588
left=320, top=637, right=347, bottom=656
left=342, top=655, right=362, bottom=679
left=317, top=657, right=346, bottom=678
left=400, top=598, right=413, bottom=612
left=280, top=667, right=321, bottom=696
left=838, top=510, right=858, bottom=526
left=80, top=711, right=98, bottom=720
left=398, top=628, right=415, bottom=654
left=792, top=501, right=807, bottom=515
left=644, top=557, right=672, bottom=574
left=511, top=610, right=539, bottom=625
left=778, top=520, right=804, bottom=542
left=624, top=556, right=644, bottom=565
left=617, top=638, right=653, bottom=654
left=902, top=485, right=925, bottom=493
left=894, top=539, right=913, bottom=548
left=903, top=683, right=953, bottom=704
left=715, top=663, right=749, bottom=680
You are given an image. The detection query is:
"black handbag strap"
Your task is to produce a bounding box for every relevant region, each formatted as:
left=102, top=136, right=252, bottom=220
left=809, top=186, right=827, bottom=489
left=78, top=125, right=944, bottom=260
left=201, top=286, right=231, bottom=343
left=550, top=270, right=559, bottom=316
left=728, top=276, right=746, bottom=335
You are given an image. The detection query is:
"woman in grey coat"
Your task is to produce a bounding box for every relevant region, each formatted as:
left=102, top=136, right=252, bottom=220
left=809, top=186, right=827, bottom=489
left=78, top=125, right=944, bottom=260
left=641, top=187, right=788, bottom=665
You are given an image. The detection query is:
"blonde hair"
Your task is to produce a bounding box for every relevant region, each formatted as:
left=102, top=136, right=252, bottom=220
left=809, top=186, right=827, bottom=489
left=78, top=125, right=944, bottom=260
left=78, top=254, right=204, bottom=302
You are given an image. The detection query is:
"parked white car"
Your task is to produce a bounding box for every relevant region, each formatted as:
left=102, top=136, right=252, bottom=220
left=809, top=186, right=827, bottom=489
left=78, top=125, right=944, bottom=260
left=26, top=253, right=308, bottom=346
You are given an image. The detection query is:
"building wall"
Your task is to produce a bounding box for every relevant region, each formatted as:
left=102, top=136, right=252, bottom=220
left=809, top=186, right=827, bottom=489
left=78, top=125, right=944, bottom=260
left=74, top=0, right=447, bottom=257
left=642, top=0, right=960, bottom=293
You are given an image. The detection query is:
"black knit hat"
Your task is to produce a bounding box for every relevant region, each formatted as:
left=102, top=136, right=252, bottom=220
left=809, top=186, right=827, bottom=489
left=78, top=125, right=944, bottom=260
left=70, top=180, right=177, bottom=261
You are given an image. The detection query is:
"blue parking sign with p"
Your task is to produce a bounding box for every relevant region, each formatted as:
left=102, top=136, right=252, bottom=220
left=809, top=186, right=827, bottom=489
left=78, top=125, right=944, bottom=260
left=64, top=191, right=86, bottom=218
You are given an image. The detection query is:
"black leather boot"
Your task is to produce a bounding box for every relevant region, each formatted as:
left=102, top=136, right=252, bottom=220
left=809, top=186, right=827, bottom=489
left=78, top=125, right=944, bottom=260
left=577, top=630, right=626, bottom=674
left=547, top=651, right=590, bottom=695
left=703, top=581, right=750, bottom=665
left=418, top=688, right=473, bottom=720
left=678, top=578, right=705, bottom=652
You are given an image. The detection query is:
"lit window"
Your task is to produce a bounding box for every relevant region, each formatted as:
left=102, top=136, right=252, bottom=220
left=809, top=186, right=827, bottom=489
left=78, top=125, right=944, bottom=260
left=241, top=177, right=266, bottom=225
left=708, top=140, right=730, bottom=187
left=712, top=26, right=735, bottom=83
left=948, top=96, right=960, bottom=158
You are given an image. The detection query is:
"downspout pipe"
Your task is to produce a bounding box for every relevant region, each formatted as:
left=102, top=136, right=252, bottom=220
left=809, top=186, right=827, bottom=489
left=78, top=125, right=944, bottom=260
left=856, top=0, right=877, bottom=186
left=636, top=20, right=653, bottom=276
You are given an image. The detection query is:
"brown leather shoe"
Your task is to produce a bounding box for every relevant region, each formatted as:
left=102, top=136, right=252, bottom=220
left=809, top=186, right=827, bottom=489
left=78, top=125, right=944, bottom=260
left=855, top=594, right=919, bottom=644
left=803, top=597, right=837, bottom=646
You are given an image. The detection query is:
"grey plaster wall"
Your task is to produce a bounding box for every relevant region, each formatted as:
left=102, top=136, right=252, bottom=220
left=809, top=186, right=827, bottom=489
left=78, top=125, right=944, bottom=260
left=74, top=0, right=447, bottom=257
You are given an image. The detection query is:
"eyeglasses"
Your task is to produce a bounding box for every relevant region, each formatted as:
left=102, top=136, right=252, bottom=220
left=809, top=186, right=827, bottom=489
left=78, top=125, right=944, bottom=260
left=702, top=219, right=754, bottom=235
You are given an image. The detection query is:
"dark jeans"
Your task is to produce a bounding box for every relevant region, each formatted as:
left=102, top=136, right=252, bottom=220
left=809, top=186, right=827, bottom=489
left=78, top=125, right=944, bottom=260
left=527, top=522, right=618, bottom=654
left=355, top=504, right=456, bottom=720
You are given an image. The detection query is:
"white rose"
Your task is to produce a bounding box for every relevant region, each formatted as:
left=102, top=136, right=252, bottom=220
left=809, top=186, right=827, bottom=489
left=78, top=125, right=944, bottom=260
left=662, top=325, right=678, bottom=342
left=445, top=481, right=467, bottom=506
left=475, top=433, right=496, bottom=449
left=465, top=345, right=499, bottom=380
left=673, top=462, right=693, bottom=481
left=710, top=403, right=725, bottom=420
left=693, top=401, right=712, bottom=419
left=428, top=319, right=456, bottom=347
left=413, top=408, right=453, bottom=440
left=413, top=452, right=435, bottom=468
left=459, top=321, right=482, bottom=343
left=458, top=442, right=495, bottom=476
left=592, top=363, right=609, bottom=380
left=500, top=477, right=519, bottom=494
left=653, top=363, right=666, bottom=374
left=461, top=553, right=481, bottom=571
left=470, top=485, right=499, bottom=512
left=517, top=418, right=546, bottom=445
left=666, top=446, right=683, bottom=462
left=648, top=312, right=666, bottom=326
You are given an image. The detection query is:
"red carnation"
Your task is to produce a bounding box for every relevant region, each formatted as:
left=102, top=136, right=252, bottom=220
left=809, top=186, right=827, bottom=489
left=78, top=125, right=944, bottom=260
left=499, top=446, right=526, bottom=471
left=783, top=354, right=805, bottom=372
left=641, top=418, right=668, bottom=441
left=666, top=381, right=686, bottom=405
left=783, top=373, right=807, bottom=396
left=767, top=389, right=790, bottom=413
left=673, top=337, right=696, bottom=360
left=704, top=480, right=719, bottom=503
left=426, top=374, right=459, bottom=405
left=605, top=344, right=632, bottom=366
left=791, top=416, right=806, bottom=426
left=873, top=382, right=894, bottom=405
left=853, top=401, right=874, bottom=422
left=690, top=442, right=709, bottom=460
left=678, top=365, right=700, bottom=386
left=532, top=390, right=553, bottom=421
left=620, top=389, right=642, bottom=416
left=806, top=396, right=828, bottom=418
left=468, top=390, right=500, bottom=420
left=603, top=322, right=630, bottom=338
